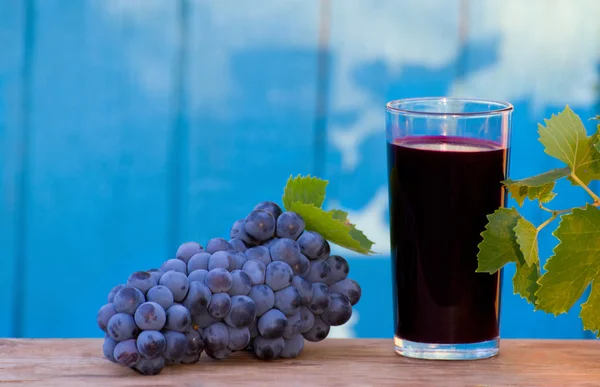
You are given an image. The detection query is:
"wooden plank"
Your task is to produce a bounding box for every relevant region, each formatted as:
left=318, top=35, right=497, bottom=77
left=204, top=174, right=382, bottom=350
left=181, top=0, right=321, bottom=244
left=0, top=0, right=26, bottom=337
left=0, top=339, right=598, bottom=386
left=21, top=0, right=177, bottom=337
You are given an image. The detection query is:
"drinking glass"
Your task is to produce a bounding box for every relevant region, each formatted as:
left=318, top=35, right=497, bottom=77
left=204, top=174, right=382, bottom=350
left=385, top=97, right=513, bottom=360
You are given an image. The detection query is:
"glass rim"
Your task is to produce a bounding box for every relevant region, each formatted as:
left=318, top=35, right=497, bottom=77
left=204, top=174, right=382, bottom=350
left=386, top=97, right=514, bottom=117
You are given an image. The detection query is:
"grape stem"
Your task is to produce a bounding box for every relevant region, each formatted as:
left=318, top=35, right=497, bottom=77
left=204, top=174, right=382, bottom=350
left=536, top=212, right=558, bottom=232
left=570, top=173, right=600, bottom=203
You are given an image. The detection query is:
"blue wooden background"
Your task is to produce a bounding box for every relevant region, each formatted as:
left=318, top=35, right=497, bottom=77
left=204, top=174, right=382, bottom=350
left=1, top=0, right=600, bottom=339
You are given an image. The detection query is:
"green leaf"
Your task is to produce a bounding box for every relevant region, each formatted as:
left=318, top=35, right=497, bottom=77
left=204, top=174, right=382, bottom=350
left=476, top=207, right=523, bottom=273
left=513, top=259, right=540, bottom=304
left=287, top=201, right=374, bottom=255
left=329, top=209, right=375, bottom=253
left=503, top=168, right=569, bottom=206
left=282, top=174, right=328, bottom=211
left=514, top=217, right=540, bottom=267
left=538, top=105, right=600, bottom=184
left=580, top=280, right=600, bottom=338
left=536, top=204, right=600, bottom=315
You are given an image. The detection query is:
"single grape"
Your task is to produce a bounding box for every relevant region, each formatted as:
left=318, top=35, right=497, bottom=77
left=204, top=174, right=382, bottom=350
left=242, top=259, right=266, bottom=285
left=113, top=286, right=145, bottom=315
left=258, top=309, right=287, bottom=339
left=325, top=255, right=350, bottom=285
left=192, top=311, right=220, bottom=328
left=253, top=336, right=285, bottom=360
left=228, top=270, right=252, bottom=296
left=275, top=211, right=305, bottom=240
left=321, top=293, right=353, bottom=326
left=147, top=269, right=163, bottom=284
left=107, top=284, right=125, bottom=303
left=224, top=295, right=256, bottom=328
left=162, top=330, right=187, bottom=361
left=208, top=292, right=231, bottom=319
left=135, top=356, right=165, bottom=375
left=298, top=306, right=315, bottom=333
left=146, top=285, right=174, bottom=310
left=187, top=252, right=211, bottom=272
left=274, top=285, right=302, bottom=316
left=107, top=313, right=139, bottom=341
left=229, top=238, right=248, bottom=253
left=265, top=261, right=294, bottom=291
left=329, top=278, right=361, bottom=306
left=248, top=284, right=275, bottom=316
left=180, top=353, right=201, bottom=364
left=302, top=315, right=330, bottom=342
left=127, top=271, right=157, bottom=294
left=244, top=210, right=276, bottom=242
left=208, top=250, right=234, bottom=271
left=297, top=231, right=330, bottom=260
left=134, top=302, right=166, bottom=331
left=160, top=258, right=188, bottom=275
left=244, top=246, right=271, bottom=266
left=183, top=280, right=212, bottom=314
left=230, top=251, right=248, bottom=270
left=292, top=275, right=313, bottom=305
left=102, top=335, right=118, bottom=363
left=159, top=271, right=190, bottom=302
left=136, top=330, right=166, bottom=359
left=206, top=237, right=233, bottom=254
left=227, top=326, right=251, bottom=351
left=308, top=283, right=331, bottom=314
left=97, top=303, right=117, bottom=332
left=185, top=328, right=204, bottom=355
left=165, top=304, right=192, bottom=332
left=282, top=311, right=303, bottom=339
left=253, top=201, right=282, bottom=220
left=281, top=333, right=305, bottom=359
left=304, top=259, right=332, bottom=284
left=176, top=241, right=204, bottom=263
left=188, top=269, right=209, bottom=284
left=205, top=347, right=232, bottom=360
left=269, top=238, right=303, bottom=274
left=205, top=268, right=233, bottom=293
left=113, top=339, right=140, bottom=367
left=203, top=322, right=229, bottom=352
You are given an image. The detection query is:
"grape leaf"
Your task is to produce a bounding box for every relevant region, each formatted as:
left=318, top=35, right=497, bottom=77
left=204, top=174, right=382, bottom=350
left=502, top=168, right=569, bottom=206
left=538, top=105, right=600, bottom=184
left=536, top=205, right=600, bottom=315
left=477, top=208, right=523, bottom=273
left=287, top=201, right=374, bottom=255
left=329, top=209, right=375, bottom=253
left=580, top=280, right=600, bottom=338
left=282, top=174, right=328, bottom=211
left=513, top=259, right=540, bottom=304
left=514, top=217, right=540, bottom=267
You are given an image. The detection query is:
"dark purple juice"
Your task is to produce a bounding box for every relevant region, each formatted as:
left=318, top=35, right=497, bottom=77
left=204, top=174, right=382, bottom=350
left=387, top=136, right=505, bottom=344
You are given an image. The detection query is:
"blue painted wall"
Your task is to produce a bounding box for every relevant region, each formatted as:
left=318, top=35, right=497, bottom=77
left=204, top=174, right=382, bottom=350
left=1, top=0, right=599, bottom=339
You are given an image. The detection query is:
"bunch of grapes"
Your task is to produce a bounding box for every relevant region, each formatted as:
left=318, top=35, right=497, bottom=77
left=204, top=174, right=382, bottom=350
left=96, top=201, right=362, bottom=375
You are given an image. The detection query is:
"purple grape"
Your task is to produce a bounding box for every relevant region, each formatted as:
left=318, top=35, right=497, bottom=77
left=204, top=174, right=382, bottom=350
left=302, top=314, right=330, bottom=342
left=304, top=259, right=332, bottom=284
left=297, top=231, right=330, bottom=260
left=102, top=335, right=118, bottom=363
left=146, top=285, right=174, bottom=310
left=159, top=271, right=190, bottom=302
left=206, top=237, right=233, bottom=254
left=208, top=251, right=235, bottom=271
left=113, top=286, right=145, bottom=315
left=162, top=330, right=187, bottom=361
left=292, top=275, right=313, bottom=305
left=127, top=271, right=157, bottom=294
left=136, top=330, right=166, bottom=359
left=187, top=269, right=209, bottom=284
left=248, top=284, right=275, bottom=316
left=274, top=285, right=302, bottom=316
left=229, top=238, right=248, bottom=253
left=228, top=270, right=252, bottom=296
left=224, top=295, right=256, bottom=328
left=325, top=255, right=350, bottom=285
left=258, top=309, right=287, bottom=339
left=205, top=268, right=233, bottom=293
left=134, top=356, right=165, bottom=375
left=245, top=246, right=271, bottom=266
left=253, top=336, right=284, bottom=360
left=244, top=210, right=276, bottom=242
left=269, top=238, right=303, bottom=274
left=134, top=302, right=166, bottom=331
left=165, top=304, right=191, bottom=332
left=161, top=258, right=188, bottom=275
left=176, top=241, right=204, bottom=263
left=242, top=259, right=266, bottom=285
left=308, top=283, right=331, bottom=314
left=275, top=211, right=305, bottom=240
left=107, top=313, right=139, bottom=341
left=97, top=303, right=117, bottom=332
left=183, top=280, right=212, bottom=315
left=227, top=326, right=251, bottom=351
left=187, top=252, right=211, bottom=272
left=253, top=201, right=283, bottom=220
left=265, top=261, right=294, bottom=291
left=321, top=292, right=353, bottom=326
left=107, top=284, right=125, bottom=303
left=281, top=333, right=304, bottom=359
left=329, top=278, right=361, bottom=306
left=113, top=339, right=140, bottom=367
left=208, top=293, right=231, bottom=319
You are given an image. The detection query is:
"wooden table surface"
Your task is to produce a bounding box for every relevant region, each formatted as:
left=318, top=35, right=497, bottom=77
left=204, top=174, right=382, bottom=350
left=0, top=339, right=598, bottom=386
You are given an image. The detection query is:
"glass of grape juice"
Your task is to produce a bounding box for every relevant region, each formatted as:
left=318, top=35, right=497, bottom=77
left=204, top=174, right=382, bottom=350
left=385, top=97, right=513, bottom=360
